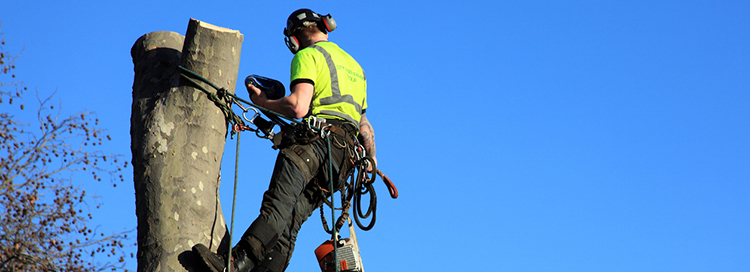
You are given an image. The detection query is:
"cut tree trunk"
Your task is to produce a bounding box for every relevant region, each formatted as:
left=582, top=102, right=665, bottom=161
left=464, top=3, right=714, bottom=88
left=130, top=19, right=243, bottom=271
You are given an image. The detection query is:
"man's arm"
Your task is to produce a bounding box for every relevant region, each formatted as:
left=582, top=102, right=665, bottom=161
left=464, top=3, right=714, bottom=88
left=358, top=113, right=377, bottom=170
left=248, top=82, right=313, bottom=119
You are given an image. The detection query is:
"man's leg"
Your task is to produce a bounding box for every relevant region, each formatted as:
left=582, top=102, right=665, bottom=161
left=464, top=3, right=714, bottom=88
left=240, top=151, right=312, bottom=269
left=270, top=177, right=326, bottom=270
left=254, top=138, right=345, bottom=272
left=193, top=151, right=310, bottom=272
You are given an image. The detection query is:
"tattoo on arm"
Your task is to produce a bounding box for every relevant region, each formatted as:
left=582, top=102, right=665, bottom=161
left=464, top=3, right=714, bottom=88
left=359, top=121, right=376, bottom=156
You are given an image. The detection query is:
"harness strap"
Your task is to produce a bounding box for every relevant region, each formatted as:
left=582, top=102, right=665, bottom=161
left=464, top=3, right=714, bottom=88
left=281, top=144, right=319, bottom=182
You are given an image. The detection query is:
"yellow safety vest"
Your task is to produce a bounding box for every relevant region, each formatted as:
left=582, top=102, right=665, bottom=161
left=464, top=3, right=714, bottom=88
left=290, top=41, right=366, bottom=126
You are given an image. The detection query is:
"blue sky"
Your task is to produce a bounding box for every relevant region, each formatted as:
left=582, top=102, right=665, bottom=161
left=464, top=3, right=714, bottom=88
left=2, top=0, right=749, bottom=271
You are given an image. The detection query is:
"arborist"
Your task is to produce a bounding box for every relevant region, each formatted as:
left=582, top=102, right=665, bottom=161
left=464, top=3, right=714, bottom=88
left=192, top=8, right=377, bottom=272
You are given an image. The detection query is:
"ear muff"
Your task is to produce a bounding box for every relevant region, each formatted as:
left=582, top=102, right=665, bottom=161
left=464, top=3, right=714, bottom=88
left=321, top=14, right=337, bottom=32
left=284, top=35, right=300, bottom=54
left=283, top=9, right=336, bottom=54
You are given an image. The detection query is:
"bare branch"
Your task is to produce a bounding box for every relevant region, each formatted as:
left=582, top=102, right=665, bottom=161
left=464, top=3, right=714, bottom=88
left=1, top=27, right=133, bottom=271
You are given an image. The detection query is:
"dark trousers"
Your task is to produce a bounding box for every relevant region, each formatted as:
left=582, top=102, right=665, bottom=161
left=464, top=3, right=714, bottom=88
left=241, top=130, right=349, bottom=272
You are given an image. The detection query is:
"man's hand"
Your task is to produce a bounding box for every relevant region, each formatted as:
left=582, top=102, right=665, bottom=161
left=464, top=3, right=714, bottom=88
left=247, top=83, right=268, bottom=107
left=367, top=156, right=377, bottom=172
left=247, top=81, right=313, bottom=119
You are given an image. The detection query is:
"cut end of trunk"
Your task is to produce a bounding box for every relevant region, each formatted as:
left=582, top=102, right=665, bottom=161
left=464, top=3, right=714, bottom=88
left=190, top=18, right=241, bottom=34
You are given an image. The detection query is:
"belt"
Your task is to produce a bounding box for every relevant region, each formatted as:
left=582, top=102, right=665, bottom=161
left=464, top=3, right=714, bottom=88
left=307, top=116, right=356, bottom=132
left=306, top=116, right=358, bottom=145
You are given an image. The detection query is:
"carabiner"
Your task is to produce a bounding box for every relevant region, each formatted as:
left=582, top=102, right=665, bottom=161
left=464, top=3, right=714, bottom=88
left=230, top=97, right=260, bottom=124
left=243, top=107, right=261, bottom=124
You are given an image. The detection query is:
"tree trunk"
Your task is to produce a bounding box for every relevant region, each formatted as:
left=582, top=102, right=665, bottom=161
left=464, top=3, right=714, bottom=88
left=130, top=19, right=243, bottom=271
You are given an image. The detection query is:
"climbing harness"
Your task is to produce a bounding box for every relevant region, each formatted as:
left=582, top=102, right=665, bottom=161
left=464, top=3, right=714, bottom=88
left=177, top=66, right=398, bottom=272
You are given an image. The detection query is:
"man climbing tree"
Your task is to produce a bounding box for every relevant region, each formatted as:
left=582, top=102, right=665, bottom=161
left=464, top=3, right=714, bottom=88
left=192, top=8, right=377, bottom=272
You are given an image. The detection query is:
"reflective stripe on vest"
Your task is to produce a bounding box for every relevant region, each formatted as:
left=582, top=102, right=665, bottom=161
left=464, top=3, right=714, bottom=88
left=309, top=44, right=363, bottom=127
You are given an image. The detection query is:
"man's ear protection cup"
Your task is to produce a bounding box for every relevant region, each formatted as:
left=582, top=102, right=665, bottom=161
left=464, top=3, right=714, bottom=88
left=283, top=10, right=336, bottom=54
left=322, top=14, right=336, bottom=32
left=285, top=35, right=300, bottom=54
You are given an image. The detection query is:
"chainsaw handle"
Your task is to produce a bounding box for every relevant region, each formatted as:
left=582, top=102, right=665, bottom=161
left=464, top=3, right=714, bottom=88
left=377, top=170, right=398, bottom=199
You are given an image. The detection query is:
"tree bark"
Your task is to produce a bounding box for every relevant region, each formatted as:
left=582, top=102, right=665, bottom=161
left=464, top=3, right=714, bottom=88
left=130, top=19, right=243, bottom=271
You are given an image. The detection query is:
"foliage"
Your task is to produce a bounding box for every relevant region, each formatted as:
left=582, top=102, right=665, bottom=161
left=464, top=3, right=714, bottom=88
left=0, top=26, right=133, bottom=271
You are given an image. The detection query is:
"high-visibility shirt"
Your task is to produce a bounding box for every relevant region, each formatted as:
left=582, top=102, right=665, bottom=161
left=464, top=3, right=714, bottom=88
left=290, top=41, right=366, bottom=126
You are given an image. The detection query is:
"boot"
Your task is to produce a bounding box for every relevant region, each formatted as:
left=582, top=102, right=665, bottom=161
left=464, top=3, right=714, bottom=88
left=192, top=243, right=228, bottom=272
left=192, top=243, right=255, bottom=272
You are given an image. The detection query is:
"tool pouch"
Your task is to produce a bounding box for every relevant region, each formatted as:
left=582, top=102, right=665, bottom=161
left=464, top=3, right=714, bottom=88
left=275, top=121, right=354, bottom=188
left=272, top=123, right=320, bottom=150
left=281, top=144, right=320, bottom=182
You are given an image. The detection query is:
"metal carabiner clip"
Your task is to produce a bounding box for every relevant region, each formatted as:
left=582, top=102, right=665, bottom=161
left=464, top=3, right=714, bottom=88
left=230, top=98, right=261, bottom=124
left=243, top=107, right=261, bottom=124
left=306, top=115, right=324, bottom=130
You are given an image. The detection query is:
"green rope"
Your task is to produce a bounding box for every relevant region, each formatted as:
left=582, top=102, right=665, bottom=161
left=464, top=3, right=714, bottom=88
left=226, top=131, right=241, bottom=270
left=175, top=66, right=245, bottom=269
left=324, top=131, right=341, bottom=272
left=177, top=65, right=301, bottom=128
